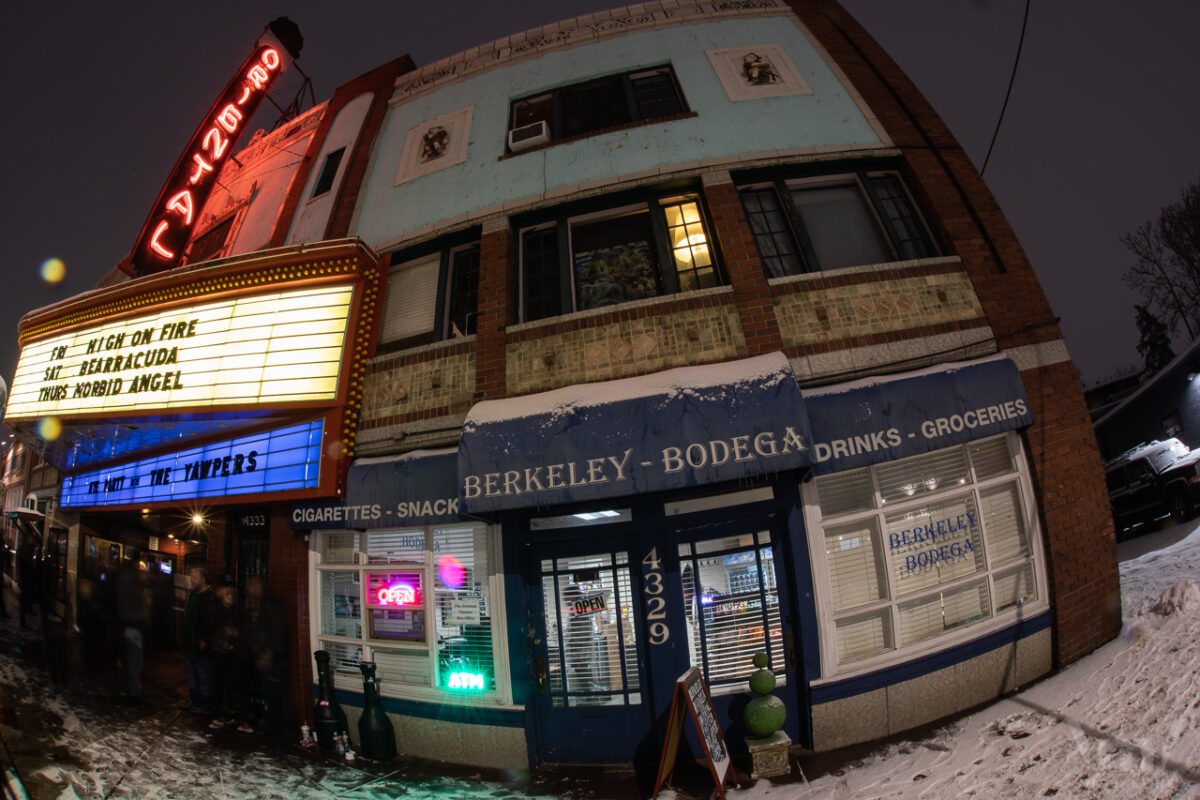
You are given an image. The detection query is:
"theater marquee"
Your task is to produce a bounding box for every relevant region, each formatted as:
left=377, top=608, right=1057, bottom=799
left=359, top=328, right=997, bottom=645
left=6, top=283, right=354, bottom=419
left=59, top=419, right=324, bottom=508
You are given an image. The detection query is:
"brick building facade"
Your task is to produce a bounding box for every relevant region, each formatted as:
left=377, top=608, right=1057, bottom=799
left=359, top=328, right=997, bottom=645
left=5, top=0, right=1117, bottom=771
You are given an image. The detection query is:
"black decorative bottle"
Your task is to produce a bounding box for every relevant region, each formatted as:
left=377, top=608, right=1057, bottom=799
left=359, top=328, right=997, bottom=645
left=357, top=660, right=397, bottom=760
left=312, top=650, right=349, bottom=749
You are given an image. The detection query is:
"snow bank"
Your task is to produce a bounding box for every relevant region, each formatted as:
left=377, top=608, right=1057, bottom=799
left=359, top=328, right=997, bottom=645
left=721, top=524, right=1200, bottom=800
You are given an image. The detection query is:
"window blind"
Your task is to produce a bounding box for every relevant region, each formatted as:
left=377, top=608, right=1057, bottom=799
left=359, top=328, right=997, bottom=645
left=380, top=255, right=439, bottom=343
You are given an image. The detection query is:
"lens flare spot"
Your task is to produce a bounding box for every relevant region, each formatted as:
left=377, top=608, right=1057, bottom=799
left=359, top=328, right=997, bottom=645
left=40, top=258, right=66, bottom=284
left=38, top=417, right=62, bottom=441
left=438, top=554, right=465, bottom=589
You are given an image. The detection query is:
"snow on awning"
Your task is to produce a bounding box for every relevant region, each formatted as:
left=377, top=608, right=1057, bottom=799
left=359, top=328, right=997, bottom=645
left=458, top=352, right=813, bottom=513
left=803, top=355, right=1034, bottom=475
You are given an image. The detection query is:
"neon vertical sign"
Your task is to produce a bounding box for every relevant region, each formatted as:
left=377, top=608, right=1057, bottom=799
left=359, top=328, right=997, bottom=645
left=126, top=19, right=302, bottom=275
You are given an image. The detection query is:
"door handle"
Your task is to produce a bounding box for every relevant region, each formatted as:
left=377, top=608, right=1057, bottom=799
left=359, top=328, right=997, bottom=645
left=534, top=655, right=548, bottom=695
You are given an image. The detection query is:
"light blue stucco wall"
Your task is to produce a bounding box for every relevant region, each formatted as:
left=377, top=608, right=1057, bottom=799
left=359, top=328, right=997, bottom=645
left=356, top=15, right=884, bottom=247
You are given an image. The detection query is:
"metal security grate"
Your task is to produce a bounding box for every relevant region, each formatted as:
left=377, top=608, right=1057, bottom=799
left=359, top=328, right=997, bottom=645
left=679, top=531, right=785, bottom=692
left=541, top=552, right=640, bottom=708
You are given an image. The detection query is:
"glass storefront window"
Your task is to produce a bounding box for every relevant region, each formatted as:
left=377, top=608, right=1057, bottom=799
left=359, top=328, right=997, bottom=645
left=540, top=552, right=641, bottom=709
left=807, top=433, right=1046, bottom=673
left=313, top=524, right=502, bottom=700
left=678, top=531, right=785, bottom=694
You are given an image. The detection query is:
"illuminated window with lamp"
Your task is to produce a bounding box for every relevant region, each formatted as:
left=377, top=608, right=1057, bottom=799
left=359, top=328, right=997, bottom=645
left=516, top=190, right=722, bottom=322
left=803, top=433, right=1049, bottom=676
left=312, top=524, right=506, bottom=700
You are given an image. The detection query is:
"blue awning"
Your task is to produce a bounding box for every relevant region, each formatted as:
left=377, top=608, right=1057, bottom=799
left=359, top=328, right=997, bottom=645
left=291, top=449, right=460, bottom=529
left=458, top=352, right=813, bottom=513
left=803, top=356, right=1034, bottom=474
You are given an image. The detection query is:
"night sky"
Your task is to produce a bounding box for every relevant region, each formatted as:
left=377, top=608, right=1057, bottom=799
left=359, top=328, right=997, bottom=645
left=2, top=1, right=1198, bottom=398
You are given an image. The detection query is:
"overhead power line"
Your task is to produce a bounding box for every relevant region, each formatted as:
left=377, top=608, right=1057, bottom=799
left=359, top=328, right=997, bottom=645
left=981, top=0, right=1031, bottom=177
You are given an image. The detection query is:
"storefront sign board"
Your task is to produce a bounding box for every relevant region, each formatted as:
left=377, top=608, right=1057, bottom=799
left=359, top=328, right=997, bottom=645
left=59, top=419, right=323, bottom=508
left=291, top=449, right=459, bottom=529
left=459, top=353, right=813, bottom=513
left=804, top=356, right=1034, bottom=474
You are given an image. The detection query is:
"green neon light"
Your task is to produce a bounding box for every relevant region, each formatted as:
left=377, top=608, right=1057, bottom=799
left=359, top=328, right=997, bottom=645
left=447, top=671, right=485, bottom=691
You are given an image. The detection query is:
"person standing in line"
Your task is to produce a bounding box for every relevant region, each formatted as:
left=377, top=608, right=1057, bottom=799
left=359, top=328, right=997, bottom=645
left=209, top=583, right=241, bottom=728
left=182, top=567, right=215, bottom=712
left=16, top=529, right=39, bottom=630
left=238, top=577, right=291, bottom=742
left=114, top=559, right=148, bottom=704
left=0, top=535, right=11, bottom=619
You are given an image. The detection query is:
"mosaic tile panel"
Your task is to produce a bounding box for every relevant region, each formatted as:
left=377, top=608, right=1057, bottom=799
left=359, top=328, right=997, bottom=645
left=774, top=272, right=984, bottom=348
left=363, top=351, right=475, bottom=422
left=507, top=305, right=745, bottom=394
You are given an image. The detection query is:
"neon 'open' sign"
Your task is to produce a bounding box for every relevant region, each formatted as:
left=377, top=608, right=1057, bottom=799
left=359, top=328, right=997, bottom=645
left=376, top=583, right=418, bottom=607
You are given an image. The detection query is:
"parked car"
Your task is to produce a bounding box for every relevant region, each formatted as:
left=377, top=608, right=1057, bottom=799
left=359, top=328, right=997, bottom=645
left=1105, top=438, right=1200, bottom=535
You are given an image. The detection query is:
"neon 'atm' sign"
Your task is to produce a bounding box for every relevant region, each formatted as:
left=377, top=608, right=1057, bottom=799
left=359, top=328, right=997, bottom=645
left=127, top=21, right=301, bottom=275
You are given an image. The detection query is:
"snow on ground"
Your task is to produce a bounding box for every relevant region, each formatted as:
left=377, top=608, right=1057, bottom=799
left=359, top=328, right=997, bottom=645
left=669, top=523, right=1200, bottom=800
left=5, top=524, right=1200, bottom=799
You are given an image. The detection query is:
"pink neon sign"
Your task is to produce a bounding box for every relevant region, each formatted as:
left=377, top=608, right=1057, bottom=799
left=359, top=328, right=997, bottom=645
left=127, top=24, right=300, bottom=276
left=376, top=583, right=418, bottom=607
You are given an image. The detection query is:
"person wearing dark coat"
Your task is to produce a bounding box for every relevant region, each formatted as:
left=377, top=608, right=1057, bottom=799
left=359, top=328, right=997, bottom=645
left=114, top=559, right=148, bottom=702
left=16, top=529, right=39, bottom=630
left=236, top=577, right=291, bottom=742
left=182, top=567, right=218, bottom=712
left=209, top=583, right=241, bottom=727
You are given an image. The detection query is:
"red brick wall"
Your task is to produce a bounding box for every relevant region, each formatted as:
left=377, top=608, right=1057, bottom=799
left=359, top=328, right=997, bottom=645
left=789, top=0, right=1122, bottom=662
left=474, top=225, right=514, bottom=399
left=266, top=504, right=315, bottom=729
left=702, top=180, right=784, bottom=356
left=1020, top=362, right=1122, bottom=663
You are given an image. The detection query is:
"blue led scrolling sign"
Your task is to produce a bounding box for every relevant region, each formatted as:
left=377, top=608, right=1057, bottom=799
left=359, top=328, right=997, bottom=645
left=60, top=420, right=324, bottom=508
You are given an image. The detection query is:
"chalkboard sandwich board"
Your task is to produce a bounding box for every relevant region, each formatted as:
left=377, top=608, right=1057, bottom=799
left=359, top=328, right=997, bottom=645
left=653, top=666, right=738, bottom=800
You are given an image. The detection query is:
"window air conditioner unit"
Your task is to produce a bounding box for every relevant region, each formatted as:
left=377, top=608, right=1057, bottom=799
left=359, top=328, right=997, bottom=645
left=508, top=120, right=551, bottom=152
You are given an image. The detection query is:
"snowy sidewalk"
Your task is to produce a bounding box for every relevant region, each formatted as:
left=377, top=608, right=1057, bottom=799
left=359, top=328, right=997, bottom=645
left=4, top=521, right=1200, bottom=799
left=0, top=619, right=638, bottom=800
left=692, top=521, right=1200, bottom=800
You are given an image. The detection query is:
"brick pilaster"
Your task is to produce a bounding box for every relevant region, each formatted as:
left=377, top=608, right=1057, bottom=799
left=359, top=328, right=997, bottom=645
left=266, top=504, right=315, bottom=730
left=1020, top=361, right=1122, bottom=663
left=474, top=219, right=513, bottom=399
left=701, top=171, right=784, bottom=356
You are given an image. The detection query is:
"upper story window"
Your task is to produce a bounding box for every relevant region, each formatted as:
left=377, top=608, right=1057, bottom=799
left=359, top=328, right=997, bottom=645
left=509, top=66, right=687, bottom=152
left=312, top=147, right=346, bottom=198
left=516, top=192, right=721, bottom=323
left=379, top=229, right=481, bottom=352
left=737, top=169, right=938, bottom=278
